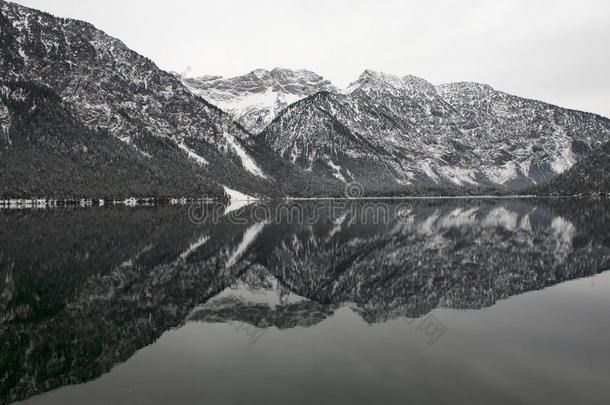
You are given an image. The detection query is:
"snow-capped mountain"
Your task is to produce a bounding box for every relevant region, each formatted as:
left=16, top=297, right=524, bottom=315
left=259, top=70, right=610, bottom=191
left=183, top=68, right=336, bottom=134
left=1, top=0, right=609, bottom=198
left=0, top=0, right=285, bottom=198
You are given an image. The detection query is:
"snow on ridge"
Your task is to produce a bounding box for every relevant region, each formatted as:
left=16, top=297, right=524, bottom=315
left=549, top=127, right=577, bottom=174
left=177, top=141, right=208, bottom=166
left=343, top=70, right=436, bottom=96
left=223, top=132, right=266, bottom=178
left=212, top=89, right=281, bottom=117
left=484, top=161, right=519, bottom=185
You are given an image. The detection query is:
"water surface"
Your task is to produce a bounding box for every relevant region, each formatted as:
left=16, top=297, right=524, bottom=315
left=1, top=198, right=609, bottom=405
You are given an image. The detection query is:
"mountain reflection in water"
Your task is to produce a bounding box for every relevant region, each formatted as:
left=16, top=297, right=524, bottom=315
left=1, top=198, right=609, bottom=405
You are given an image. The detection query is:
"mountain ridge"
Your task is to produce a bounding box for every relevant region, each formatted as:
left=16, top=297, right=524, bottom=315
left=255, top=69, right=610, bottom=191
left=2, top=0, right=610, bottom=198
left=182, top=67, right=337, bottom=134
left=0, top=0, right=323, bottom=199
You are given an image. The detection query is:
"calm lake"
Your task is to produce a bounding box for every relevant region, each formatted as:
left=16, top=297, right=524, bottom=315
left=1, top=198, right=610, bottom=405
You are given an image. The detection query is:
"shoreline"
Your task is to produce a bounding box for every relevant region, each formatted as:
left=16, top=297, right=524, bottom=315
left=0, top=194, right=607, bottom=210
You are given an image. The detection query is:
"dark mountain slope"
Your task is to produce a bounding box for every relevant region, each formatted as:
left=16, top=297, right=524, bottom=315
left=0, top=81, right=225, bottom=198
left=0, top=0, right=282, bottom=198
left=531, top=139, right=610, bottom=196
left=258, top=91, right=406, bottom=193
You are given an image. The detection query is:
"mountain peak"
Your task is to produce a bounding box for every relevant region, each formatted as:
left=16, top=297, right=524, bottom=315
left=233, top=68, right=327, bottom=84
left=247, top=68, right=272, bottom=80
left=346, top=70, right=437, bottom=97
left=437, top=81, right=496, bottom=97
left=357, top=70, right=404, bottom=87
left=270, top=68, right=329, bottom=84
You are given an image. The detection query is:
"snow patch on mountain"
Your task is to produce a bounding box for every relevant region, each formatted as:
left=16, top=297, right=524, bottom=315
left=184, top=68, right=336, bottom=134
left=223, top=199, right=255, bottom=217
left=178, top=142, right=208, bottom=166
left=484, top=161, right=520, bottom=185
left=223, top=185, right=256, bottom=201
left=421, top=161, right=440, bottom=181
left=0, top=103, right=10, bottom=144
left=204, top=88, right=300, bottom=122
left=223, top=132, right=266, bottom=178
left=436, top=166, right=478, bottom=186
left=549, top=128, right=577, bottom=174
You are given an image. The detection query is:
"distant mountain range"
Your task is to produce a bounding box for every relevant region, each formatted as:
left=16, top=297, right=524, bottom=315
left=1, top=0, right=609, bottom=199
left=182, top=68, right=336, bottom=134
left=238, top=69, right=610, bottom=191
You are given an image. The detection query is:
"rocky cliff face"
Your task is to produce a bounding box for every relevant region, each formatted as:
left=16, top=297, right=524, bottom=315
left=437, top=81, right=610, bottom=184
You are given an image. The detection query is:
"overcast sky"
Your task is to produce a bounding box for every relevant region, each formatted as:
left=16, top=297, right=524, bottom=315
left=12, top=0, right=610, bottom=117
